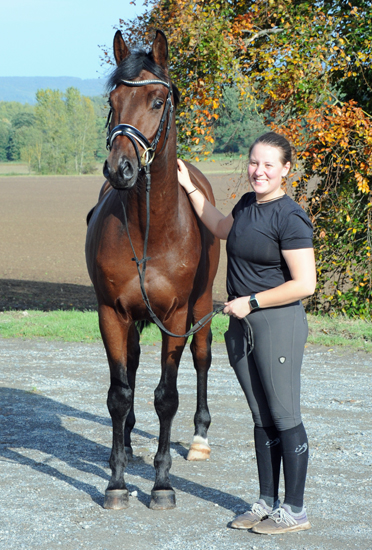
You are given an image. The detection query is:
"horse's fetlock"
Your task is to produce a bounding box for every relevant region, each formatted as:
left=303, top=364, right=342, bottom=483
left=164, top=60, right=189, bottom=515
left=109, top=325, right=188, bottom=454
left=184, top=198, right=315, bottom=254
left=154, top=452, right=172, bottom=473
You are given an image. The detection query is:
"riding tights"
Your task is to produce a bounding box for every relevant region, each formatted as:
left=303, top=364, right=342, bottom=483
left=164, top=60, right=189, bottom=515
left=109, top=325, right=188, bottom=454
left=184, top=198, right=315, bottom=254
left=224, top=302, right=309, bottom=511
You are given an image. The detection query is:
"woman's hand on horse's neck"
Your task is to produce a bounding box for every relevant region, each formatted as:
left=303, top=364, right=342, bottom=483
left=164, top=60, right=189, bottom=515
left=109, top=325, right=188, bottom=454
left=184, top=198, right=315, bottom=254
left=177, top=159, right=233, bottom=240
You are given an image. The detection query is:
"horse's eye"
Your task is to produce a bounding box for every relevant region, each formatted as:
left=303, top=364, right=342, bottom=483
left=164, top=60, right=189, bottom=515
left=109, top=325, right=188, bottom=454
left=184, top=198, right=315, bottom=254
left=153, top=98, right=164, bottom=110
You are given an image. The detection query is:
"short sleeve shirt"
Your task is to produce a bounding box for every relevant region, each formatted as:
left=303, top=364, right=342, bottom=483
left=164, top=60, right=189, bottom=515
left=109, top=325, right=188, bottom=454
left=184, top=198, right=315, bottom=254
left=226, top=192, right=313, bottom=297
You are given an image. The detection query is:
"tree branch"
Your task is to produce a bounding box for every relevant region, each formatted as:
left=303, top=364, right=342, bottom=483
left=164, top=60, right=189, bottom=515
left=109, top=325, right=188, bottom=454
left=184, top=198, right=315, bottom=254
left=242, top=27, right=284, bottom=44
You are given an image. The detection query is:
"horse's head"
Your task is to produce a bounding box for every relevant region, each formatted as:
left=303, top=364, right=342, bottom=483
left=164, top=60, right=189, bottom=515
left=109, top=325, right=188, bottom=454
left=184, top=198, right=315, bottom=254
left=103, top=30, right=178, bottom=190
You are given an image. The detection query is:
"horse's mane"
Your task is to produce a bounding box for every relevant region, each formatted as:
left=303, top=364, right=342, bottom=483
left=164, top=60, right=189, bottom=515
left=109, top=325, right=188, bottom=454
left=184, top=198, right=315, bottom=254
left=106, top=50, right=180, bottom=108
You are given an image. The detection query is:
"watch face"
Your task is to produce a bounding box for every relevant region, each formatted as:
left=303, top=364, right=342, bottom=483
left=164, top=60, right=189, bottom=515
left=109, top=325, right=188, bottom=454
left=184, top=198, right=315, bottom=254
left=250, top=297, right=259, bottom=309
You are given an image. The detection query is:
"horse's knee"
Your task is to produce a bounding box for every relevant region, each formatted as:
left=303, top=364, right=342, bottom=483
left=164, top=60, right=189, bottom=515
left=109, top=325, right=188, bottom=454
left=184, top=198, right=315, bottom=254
left=107, top=383, right=132, bottom=419
left=154, top=382, right=179, bottom=420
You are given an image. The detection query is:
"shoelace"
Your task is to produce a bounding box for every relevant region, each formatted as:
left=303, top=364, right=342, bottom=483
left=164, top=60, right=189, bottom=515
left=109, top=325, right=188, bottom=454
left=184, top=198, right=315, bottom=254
left=251, top=502, right=271, bottom=519
left=268, top=507, right=298, bottom=526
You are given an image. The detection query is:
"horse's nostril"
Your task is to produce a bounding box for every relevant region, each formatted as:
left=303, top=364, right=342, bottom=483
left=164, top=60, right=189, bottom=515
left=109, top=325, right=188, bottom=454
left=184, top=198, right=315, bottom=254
left=119, top=159, right=135, bottom=179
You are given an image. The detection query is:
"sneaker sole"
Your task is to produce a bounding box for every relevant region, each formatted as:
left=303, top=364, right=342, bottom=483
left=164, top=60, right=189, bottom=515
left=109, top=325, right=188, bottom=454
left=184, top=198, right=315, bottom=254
left=252, top=521, right=311, bottom=535
left=231, top=520, right=261, bottom=529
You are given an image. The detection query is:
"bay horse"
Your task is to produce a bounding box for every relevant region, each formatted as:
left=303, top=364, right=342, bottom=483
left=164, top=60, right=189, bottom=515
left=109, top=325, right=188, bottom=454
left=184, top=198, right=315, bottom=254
left=85, top=29, right=220, bottom=510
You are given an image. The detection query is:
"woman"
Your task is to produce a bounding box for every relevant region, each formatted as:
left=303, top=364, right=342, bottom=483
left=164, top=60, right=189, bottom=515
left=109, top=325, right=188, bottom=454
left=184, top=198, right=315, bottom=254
left=177, top=132, right=316, bottom=535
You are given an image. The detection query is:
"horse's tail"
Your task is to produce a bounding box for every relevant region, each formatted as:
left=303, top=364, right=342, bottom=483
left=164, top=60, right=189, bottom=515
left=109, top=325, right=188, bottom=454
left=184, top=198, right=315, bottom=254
left=135, top=320, right=151, bottom=334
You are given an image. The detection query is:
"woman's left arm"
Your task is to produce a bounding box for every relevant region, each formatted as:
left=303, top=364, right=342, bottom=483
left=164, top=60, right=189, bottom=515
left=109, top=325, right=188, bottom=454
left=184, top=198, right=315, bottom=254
left=224, top=248, right=316, bottom=318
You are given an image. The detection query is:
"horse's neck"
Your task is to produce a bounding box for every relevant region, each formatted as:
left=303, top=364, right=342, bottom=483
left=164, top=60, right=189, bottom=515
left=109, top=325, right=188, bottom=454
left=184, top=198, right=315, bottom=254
left=128, top=154, right=180, bottom=225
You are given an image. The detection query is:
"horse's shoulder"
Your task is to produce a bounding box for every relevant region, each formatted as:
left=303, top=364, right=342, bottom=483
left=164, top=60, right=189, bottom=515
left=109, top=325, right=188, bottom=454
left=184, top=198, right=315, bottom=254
left=184, top=161, right=215, bottom=206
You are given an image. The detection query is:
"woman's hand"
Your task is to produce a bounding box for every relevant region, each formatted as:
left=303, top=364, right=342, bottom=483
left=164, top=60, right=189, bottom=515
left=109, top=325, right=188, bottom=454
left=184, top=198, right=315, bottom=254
left=177, top=159, right=195, bottom=194
left=223, top=297, right=251, bottom=319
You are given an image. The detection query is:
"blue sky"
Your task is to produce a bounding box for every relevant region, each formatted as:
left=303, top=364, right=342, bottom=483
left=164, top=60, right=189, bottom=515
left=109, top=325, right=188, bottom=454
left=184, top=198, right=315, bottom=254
left=1, top=1, right=145, bottom=79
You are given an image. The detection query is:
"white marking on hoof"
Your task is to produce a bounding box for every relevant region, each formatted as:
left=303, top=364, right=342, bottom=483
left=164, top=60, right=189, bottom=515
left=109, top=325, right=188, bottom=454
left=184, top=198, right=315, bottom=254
left=187, top=436, right=211, bottom=461
left=192, top=435, right=209, bottom=446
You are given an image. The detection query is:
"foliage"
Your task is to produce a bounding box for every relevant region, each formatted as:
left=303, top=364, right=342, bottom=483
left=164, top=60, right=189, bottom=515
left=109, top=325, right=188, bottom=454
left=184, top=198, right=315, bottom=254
left=90, top=95, right=109, bottom=162
left=307, top=182, right=371, bottom=318
left=0, top=92, right=106, bottom=174
left=120, top=0, right=372, bottom=316
left=213, top=87, right=266, bottom=154
left=26, top=87, right=98, bottom=175
left=65, top=87, right=97, bottom=174
left=0, top=101, right=34, bottom=161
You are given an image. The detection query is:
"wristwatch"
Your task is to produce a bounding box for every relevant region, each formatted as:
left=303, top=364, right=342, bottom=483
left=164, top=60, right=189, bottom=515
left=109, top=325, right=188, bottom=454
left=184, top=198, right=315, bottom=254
left=249, top=293, right=260, bottom=311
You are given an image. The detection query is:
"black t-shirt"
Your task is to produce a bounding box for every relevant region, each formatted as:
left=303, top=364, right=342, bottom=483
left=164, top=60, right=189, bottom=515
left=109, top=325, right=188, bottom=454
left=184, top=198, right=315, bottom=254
left=226, top=192, right=313, bottom=297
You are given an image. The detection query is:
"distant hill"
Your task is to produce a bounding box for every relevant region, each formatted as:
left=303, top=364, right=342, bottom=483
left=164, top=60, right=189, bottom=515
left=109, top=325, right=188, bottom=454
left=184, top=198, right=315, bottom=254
left=0, top=77, right=106, bottom=104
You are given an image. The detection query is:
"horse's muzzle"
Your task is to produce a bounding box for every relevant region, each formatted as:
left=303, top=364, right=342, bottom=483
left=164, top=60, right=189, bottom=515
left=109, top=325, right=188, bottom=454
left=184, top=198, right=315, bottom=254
left=103, top=157, right=138, bottom=190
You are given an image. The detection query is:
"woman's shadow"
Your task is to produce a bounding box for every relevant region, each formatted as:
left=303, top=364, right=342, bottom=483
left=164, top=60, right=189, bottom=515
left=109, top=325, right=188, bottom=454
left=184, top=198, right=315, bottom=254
left=0, top=387, right=247, bottom=512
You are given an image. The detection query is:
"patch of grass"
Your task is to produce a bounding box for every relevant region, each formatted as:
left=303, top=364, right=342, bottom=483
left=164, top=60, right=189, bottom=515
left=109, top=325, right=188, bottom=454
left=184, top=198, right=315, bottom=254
left=0, top=310, right=101, bottom=342
left=307, top=314, right=372, bottom=352
left=0, top=310, right=371, bottom=352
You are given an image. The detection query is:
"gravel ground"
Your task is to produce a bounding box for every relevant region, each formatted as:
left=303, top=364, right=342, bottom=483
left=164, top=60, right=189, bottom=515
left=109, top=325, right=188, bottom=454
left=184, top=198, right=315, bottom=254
left=0, top=338, right=371, bottom=550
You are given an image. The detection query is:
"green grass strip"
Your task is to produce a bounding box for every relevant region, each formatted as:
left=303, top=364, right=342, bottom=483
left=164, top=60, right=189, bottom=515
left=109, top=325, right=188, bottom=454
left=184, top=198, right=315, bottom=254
left=0, top=310, right=371, bottom=352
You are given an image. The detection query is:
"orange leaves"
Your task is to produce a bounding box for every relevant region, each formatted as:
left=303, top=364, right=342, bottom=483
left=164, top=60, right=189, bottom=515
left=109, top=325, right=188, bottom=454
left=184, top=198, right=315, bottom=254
left=270, top=98, right=372, bottom=209
left=119, top=0, right=372, bottom=171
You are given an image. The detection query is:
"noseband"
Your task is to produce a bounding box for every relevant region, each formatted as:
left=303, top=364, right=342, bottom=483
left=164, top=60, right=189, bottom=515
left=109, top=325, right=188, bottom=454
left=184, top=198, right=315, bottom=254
left=105, top=79, right=174, bottom=170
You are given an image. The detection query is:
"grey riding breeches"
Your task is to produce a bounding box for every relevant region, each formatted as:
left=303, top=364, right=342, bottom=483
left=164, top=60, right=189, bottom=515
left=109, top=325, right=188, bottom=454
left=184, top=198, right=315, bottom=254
left=224, top=302, right=308, bottom=431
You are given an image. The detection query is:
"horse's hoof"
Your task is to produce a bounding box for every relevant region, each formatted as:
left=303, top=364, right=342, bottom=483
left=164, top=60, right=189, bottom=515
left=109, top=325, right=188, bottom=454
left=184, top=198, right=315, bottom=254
left=103, top=489, right=129, bottom=510
left=149, top=489, right=176, bottom=510
left=187, top=443, right=211, bottom=461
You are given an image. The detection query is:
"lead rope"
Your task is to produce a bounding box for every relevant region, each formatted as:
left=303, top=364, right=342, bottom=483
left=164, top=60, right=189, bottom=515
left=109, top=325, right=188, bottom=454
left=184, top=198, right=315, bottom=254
left=121, top=181, right=254, bottom=347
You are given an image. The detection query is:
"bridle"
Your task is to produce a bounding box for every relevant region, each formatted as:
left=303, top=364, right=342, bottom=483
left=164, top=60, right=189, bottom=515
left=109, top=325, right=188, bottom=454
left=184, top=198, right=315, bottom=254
left=105, top=78, right=174, bottom=170
left=103, top=77, right=238, bottom=341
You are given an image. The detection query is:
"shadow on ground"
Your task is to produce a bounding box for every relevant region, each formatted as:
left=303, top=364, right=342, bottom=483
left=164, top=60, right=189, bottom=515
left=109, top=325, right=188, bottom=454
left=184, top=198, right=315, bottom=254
left=0, top=279, right=225, bottom=312
left=0, top=279, right=97, bottom=311
left=0, top=387, right=246, bottom=512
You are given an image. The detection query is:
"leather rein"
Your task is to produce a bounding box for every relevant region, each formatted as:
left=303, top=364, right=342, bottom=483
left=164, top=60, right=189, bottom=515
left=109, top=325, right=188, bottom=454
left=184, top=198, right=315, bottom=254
left=105, top=78, right=224, bottom=339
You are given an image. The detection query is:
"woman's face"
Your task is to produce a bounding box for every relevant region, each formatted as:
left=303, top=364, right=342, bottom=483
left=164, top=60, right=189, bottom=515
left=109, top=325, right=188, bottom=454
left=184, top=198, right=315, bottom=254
left=248, top=143, right=290, bottom=200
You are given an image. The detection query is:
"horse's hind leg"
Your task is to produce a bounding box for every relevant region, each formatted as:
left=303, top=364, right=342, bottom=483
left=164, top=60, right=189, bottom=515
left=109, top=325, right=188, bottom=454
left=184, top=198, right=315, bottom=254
left=187, top=301, right=213, bottom=461
left=99, top=306, right=139, bottom=509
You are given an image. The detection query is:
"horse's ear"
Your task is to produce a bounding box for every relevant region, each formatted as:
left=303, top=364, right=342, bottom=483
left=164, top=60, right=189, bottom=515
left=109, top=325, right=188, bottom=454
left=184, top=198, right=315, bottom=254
left=152, top=30, right=168, bottom=71
left=113, top=30, right=130, bottom=66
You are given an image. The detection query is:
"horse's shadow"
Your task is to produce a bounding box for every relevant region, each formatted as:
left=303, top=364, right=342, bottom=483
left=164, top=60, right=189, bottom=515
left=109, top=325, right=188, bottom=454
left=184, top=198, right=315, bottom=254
left=0, top=387, right=247, bottom=512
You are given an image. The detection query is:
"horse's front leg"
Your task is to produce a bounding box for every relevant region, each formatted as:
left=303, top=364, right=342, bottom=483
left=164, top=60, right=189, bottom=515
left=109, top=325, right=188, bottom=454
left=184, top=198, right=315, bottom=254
left=150, top=326, right=187, bottom=510
left=187, top=303, right=213, bottom=461
left=123, top=324, right=140, bottom=458
left=99, top=305, right=138, bottom=510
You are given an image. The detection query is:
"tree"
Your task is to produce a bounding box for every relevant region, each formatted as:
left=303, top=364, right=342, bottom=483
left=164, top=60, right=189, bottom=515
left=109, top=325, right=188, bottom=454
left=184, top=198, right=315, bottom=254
left=0, top=101, right=34, bottom=161
left=23, top=88, right=99, bottom=175
left=6, top=112, right=36, bottom=161
left=34, top=89, right=69, bottom=173
left=65, top=87, right=97, bottom=174
left=120, top=0, right=372, bottom=316
left=213, top=87, right=266, bottom=154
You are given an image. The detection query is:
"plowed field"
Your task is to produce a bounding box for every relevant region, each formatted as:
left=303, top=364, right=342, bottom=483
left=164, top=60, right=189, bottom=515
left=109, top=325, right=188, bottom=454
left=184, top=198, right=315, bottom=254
left=0, top=165, right=245, bottom=311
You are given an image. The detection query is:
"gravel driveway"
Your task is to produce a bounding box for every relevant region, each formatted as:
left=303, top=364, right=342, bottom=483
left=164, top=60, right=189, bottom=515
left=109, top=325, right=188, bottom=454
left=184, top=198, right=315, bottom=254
left=0, top=338, right=371, bottom=550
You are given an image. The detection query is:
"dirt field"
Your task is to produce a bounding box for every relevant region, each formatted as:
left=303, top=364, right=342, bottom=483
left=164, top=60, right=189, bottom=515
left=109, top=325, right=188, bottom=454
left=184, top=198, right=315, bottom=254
left=0, top=164, right=246, bottom=311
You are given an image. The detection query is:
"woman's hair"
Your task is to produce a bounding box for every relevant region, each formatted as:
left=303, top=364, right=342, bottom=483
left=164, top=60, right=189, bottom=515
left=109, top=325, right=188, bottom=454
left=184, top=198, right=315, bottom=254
left=249, top=132, right=293, bottom=167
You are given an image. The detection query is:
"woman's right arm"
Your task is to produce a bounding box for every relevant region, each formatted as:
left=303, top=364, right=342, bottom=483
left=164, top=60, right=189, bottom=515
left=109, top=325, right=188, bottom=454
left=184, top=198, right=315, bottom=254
left=177, top=159, right=234, bottom=240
